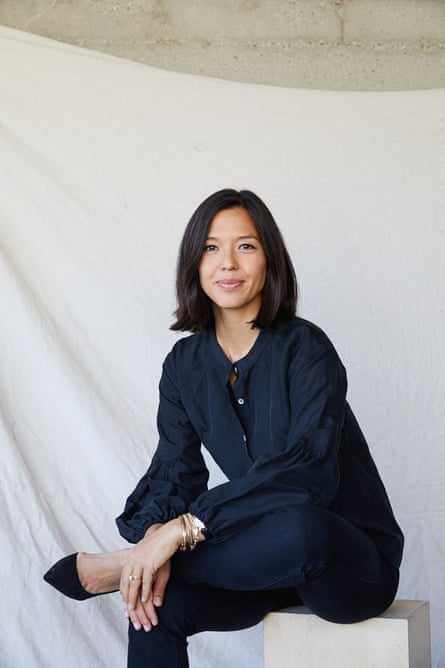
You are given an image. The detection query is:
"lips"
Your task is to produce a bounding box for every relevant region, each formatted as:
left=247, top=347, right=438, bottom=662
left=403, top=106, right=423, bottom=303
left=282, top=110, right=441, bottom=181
left=216, top=279, right=244, bottom=289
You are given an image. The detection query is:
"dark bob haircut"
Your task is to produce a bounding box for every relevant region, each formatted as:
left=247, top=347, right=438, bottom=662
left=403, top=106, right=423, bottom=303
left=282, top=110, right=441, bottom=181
left=171, top=189, right=297, bottom=333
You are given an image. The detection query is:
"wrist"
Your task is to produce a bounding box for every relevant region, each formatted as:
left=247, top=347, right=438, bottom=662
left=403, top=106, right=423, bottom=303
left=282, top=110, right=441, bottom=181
left=169, top=517, right=185, bottom=549
left=177, top=513, right=206, bottom=551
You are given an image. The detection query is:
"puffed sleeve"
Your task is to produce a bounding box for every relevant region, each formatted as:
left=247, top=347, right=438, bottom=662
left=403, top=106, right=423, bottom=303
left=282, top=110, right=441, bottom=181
left=116, top=350, right=209, bottom=543
left=189, top=330, right=346, bottom=541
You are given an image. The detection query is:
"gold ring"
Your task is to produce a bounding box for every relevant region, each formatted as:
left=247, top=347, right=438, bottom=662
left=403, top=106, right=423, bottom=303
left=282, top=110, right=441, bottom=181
left=128, top=575, right=142, bottom=582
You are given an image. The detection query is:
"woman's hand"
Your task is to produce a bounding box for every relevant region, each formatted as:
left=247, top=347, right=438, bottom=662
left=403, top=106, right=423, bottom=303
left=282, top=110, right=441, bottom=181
left=125, top=560, right=171, bottom=632
left=120, top=519, right=182, bottom=630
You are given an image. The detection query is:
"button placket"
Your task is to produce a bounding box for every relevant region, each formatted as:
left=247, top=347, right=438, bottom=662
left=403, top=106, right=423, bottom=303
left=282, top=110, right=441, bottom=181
left=227, top=364, right=250, bottom=453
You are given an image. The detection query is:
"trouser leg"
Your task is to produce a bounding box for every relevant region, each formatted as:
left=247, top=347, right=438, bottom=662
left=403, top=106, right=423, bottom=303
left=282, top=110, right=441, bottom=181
left=128, top=506, right=399, bottom=665
left=173, top=506, right=399, bottom=622
left=127, top=578, right=299, bottom=668
left=296, top=559, right=399, bottom=623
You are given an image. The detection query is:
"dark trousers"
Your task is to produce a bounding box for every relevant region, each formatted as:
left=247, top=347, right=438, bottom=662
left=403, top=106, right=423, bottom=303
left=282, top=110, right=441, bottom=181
left=128, top=507, right=399, bottom=668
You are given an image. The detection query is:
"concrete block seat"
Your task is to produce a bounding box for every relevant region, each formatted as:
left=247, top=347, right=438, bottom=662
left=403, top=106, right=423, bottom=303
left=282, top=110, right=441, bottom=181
left=264, top=600, right=431, bottom=668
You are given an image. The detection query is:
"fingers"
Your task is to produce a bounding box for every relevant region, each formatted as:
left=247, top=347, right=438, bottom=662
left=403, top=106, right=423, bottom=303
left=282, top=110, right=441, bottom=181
left=124, top=564, right=171, bottom=632
left=141, top=597, right=159, bottom=628
left=120, top=555, right=149, bottom=612
left=152, top=562, right=171, bottom=607
left=127, top=597, right=159, bottom=633
left=120, top=567, right=143, bottom=610
left=120, top=563, right=158, bottom=630
left=129, top=575, right=143, bottom=611
left=140, top=569, right=153, bottom=604
left=128, top=572, right=150, bottom=612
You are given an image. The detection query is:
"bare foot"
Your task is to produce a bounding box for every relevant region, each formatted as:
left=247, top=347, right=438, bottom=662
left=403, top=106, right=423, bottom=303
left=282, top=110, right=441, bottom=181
left=77, top=549, right=131, bottom=594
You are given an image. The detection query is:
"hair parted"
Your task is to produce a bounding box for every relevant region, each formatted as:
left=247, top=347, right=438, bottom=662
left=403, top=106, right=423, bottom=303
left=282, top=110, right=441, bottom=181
left=170, top=188, right=297, bottom=333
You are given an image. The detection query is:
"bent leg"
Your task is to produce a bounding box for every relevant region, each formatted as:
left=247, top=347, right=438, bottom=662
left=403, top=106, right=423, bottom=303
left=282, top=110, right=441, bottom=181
left=172, top=506, right=398, bottom=622
left=298, top=560, right=399, bottom=623
left=127, top=577, right=298, bottom=668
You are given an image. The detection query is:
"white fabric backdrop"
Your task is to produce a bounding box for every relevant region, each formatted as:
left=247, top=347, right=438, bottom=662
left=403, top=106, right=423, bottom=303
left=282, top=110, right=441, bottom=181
left=0, top=26, right=444, bottom=668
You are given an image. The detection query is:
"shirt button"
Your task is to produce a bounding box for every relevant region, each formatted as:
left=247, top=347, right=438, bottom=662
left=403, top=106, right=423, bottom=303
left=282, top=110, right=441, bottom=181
left=237, top=398, right=245, bottom=405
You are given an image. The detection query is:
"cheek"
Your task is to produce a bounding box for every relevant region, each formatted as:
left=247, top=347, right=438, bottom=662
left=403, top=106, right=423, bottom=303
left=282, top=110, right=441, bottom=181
left=257, top=260, right=267, bottom=289
left=198, top=258, right=214, bottom=292
left=198, top=258, right=209, bottom=282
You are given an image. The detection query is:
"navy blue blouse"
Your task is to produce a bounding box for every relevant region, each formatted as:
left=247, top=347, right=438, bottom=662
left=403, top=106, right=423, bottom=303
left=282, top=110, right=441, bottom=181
left=116, top=317, right=403, bottom=568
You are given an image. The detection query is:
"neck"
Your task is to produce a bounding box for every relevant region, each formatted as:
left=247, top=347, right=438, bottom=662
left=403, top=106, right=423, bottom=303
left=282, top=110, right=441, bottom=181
left=214, top=313, right=260, bottom=363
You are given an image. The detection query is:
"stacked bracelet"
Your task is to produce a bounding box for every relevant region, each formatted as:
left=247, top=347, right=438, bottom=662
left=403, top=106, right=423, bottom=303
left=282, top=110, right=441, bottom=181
left=178, top=513, right=203, bottom=551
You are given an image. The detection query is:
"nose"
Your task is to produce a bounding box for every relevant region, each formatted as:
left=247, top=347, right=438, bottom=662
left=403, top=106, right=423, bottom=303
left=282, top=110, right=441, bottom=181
left=220, top=247, right=237, bottom=270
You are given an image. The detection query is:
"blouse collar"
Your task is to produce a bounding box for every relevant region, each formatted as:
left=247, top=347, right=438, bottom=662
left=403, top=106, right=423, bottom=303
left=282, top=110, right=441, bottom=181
left=204, top=325, right=274, bottom=377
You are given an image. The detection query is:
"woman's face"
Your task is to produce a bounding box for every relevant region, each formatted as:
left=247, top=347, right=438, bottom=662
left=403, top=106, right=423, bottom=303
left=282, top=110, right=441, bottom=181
left=198, top=207, right=267, bottom=322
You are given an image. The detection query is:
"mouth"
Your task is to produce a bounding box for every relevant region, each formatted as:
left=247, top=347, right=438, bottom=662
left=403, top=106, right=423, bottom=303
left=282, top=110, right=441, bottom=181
left=216, top=280, right=244, bottom=290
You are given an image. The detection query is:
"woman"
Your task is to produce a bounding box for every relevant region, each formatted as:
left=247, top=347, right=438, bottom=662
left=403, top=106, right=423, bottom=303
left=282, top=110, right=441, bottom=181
left=44, top=189, right=403, bottom=667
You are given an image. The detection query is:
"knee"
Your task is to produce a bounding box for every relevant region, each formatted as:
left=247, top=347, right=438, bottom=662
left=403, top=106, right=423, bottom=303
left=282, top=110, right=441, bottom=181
left=128, top=620, right=186, bottom=668
left=127, top=579, right=193, bottom=668
left=155, top=576, right=203, bottom=638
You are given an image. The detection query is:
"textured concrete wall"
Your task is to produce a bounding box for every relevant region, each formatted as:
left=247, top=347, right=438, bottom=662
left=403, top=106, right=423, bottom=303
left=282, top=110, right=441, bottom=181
left=0, top=0, right=444, bottom=90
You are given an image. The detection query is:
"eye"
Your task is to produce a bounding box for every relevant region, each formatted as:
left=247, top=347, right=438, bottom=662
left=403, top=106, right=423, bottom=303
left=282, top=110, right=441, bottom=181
left=239, top=243, right=255, bottom=250
left=203, top=244, right=218, bottom=252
